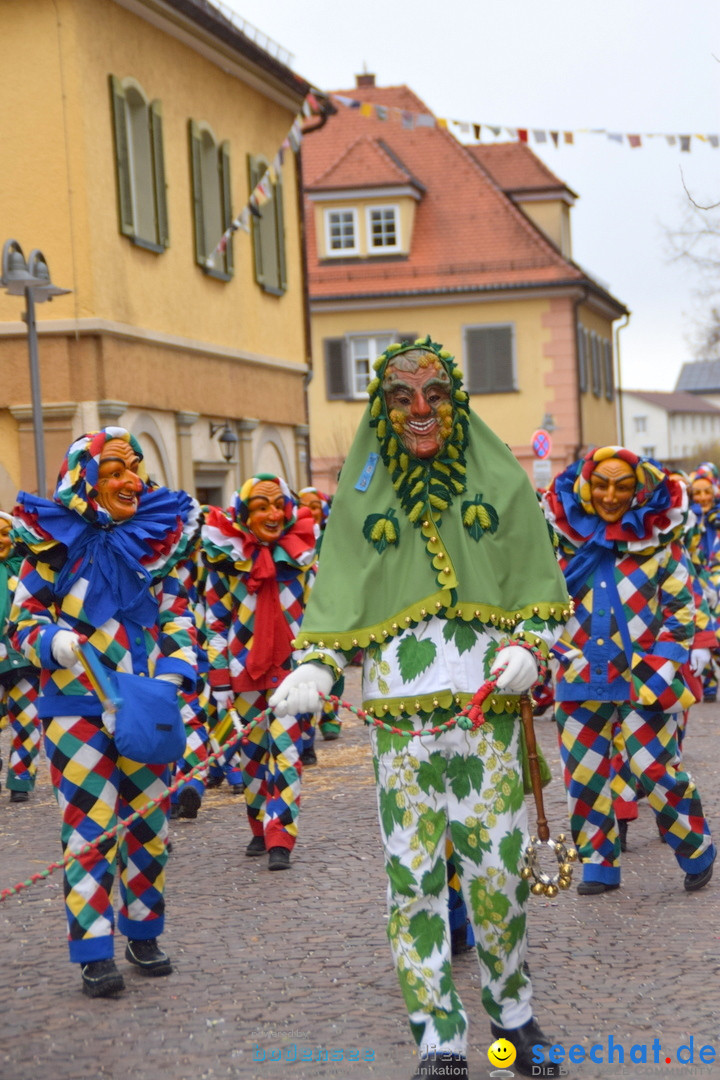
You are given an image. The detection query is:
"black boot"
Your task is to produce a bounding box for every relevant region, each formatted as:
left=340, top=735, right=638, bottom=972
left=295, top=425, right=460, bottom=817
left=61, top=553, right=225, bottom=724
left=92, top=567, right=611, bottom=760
left=618, top=819, right=628, bottom=851
left=490, top=1017, right=562, bottom=1078
left=412, top=1052, right=468, bottom=1079
left=268, top=847, right=291, bottom=870
left=177, top=786, right=201, bottom=819
left=300, top=746, right=317, bottom=766
left=125, top=938, right=172, bottom=976
left=81, top=959, right=125, bottom=998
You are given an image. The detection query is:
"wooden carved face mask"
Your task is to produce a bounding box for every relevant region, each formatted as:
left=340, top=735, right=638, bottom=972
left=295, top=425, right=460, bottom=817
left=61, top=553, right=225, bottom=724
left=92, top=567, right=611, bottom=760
left=383, top=350, right=453, bottom=459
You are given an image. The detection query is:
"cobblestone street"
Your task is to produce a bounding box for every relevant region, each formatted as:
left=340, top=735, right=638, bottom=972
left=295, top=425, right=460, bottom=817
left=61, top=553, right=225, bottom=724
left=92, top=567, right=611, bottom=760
left=2, top=668, right=719, bottom=1080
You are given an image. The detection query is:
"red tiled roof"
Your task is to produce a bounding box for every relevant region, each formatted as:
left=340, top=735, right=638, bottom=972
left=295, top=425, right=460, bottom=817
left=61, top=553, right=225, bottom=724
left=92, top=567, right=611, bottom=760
left=468, top=142, right=577, bottom=199
left=308, top=135, right=417, bottom=191
left=301, top=84, right=608, bottom=302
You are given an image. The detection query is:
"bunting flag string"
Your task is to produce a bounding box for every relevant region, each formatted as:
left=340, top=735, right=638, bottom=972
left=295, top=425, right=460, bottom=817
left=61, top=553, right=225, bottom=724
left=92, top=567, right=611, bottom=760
left=207, top=87, right=717, bottom=267
left=207, top=91, right=325, bottom=267
left=329, top=93, right=719, bottom=152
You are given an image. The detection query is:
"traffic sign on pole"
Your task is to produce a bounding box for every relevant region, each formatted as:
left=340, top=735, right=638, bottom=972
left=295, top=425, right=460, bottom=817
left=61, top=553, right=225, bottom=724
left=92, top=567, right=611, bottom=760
left=531, top=429, right=552, bottom=459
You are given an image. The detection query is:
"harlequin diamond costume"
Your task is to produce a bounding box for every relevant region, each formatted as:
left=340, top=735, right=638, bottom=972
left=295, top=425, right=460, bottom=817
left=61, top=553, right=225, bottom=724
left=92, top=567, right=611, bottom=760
left=297, top=486, right=340, bottom=755
left=0, top=511, right=41, bottom=802
left=270, top=338, right=570, bottom=1080
left=542, top=447, right=715, bottom=895
left=201, top=476, right=316, bottom=870
left=689, top=463, right=720, bottom=701
left=10, top=428, right=198, bottom=997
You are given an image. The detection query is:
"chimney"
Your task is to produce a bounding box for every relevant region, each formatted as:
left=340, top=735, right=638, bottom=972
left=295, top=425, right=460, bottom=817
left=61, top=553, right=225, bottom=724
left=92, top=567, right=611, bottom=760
left=356, top=72, right=376, bottom=88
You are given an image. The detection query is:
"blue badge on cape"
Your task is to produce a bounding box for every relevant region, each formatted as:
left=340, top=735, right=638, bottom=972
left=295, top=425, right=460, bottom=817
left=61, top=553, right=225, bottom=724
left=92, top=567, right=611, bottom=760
left=355, top=453, right=379, bottom=492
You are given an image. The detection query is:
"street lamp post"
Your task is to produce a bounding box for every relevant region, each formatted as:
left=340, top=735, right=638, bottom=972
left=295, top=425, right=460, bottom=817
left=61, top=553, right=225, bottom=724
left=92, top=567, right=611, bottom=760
left=1, top=240, right=71, bottom=496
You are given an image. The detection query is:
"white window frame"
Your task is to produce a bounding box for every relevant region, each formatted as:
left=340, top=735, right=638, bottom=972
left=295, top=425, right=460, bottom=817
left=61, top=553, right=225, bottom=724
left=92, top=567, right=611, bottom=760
left=634, top=416, right=647, bottom=433
left=365, top=204, right=400, bottom=253
left=324, top=208, right=359, bottom=256
left=348, top=333, right=395, bottom=399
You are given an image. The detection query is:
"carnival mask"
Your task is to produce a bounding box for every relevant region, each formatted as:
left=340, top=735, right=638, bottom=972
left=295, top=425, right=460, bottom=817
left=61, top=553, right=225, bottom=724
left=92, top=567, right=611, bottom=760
left=691, top=478, right=715, bottom=513
left=299, top=490, right=324, bottom=527
left=383, top=350, right=453, bottom=459
left=246, top=480, right=285, bottom=543
left=0, top=520, right=12, bottom=562
left=589, top=457, right=636, bottom=523
left=96, top=439, right=143, bottom=521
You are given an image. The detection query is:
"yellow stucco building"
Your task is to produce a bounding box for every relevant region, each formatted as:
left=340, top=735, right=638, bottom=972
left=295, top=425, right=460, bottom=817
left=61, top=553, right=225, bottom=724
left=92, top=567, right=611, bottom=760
left=0, top=0, right=313, bottom=504
left=302, top=77, right=628, bottom=492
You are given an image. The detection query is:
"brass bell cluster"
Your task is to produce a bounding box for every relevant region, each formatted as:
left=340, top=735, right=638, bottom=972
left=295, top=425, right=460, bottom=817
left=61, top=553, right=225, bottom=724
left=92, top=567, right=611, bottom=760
left=521, top=833, right=578, bottom=898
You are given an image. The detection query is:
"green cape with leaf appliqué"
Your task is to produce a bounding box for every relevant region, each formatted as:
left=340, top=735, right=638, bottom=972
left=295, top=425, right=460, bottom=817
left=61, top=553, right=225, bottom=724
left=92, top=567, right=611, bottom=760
left=296, top=405, right=570, bottom=652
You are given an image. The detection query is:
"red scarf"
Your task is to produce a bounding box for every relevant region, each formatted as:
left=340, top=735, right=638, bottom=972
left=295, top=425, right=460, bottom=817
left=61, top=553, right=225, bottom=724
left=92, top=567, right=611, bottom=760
left=207, top=507, right=316, bottom=688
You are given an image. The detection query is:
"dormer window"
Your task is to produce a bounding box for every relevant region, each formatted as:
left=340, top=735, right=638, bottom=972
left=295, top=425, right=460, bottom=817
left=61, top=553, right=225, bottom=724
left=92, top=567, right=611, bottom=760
left=367, top=205, right=399, bottom=251
left=325, top=209, right=359, bottom=255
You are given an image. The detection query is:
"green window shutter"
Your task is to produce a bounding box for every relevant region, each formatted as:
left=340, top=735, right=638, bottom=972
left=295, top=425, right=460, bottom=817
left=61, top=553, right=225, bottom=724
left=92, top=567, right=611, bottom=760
left=576, top=324, right=588, bottom=393
left=220, top=140, right=233, bottom=275
left=604, top=339, right=615, bottom=401
left=324, top=338, right=349, bottom=399
left=109, top=75, right=134, bottom=237
left=274, top=169, right=287, bottom=293
left=150, top=100, right=169, bottom=249
left=248, top=154, right=265, bottom=286
left=189, top=120, right=206, bottom=265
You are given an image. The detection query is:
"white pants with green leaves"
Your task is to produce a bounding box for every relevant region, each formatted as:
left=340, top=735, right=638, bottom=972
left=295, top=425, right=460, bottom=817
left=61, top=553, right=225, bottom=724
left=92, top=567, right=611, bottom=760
left=371, top=712, right=533, bottom=1053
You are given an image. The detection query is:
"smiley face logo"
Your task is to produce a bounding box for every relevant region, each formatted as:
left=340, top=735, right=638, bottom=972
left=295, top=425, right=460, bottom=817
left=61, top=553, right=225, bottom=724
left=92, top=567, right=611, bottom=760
left=488, top=1038, right=517, bottom=1069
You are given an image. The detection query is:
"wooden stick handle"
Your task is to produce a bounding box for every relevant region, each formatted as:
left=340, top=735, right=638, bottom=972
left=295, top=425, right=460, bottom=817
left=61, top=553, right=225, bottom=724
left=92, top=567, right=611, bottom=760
left=520, top=693, right=549, bottom=842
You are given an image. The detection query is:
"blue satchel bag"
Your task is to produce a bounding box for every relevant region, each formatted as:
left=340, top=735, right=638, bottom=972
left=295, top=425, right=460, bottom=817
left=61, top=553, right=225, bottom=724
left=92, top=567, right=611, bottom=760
left=75, top=641, right=185, bottom=764
left=112, top=672, right=186, bottom=764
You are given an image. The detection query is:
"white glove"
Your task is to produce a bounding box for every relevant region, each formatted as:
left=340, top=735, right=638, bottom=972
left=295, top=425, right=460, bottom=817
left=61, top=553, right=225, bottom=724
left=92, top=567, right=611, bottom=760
left=268, top=663, right=334, bottom=717
left=690, top=648, right=711, bottom=676
left=51, top=629, right=82, bottom=669
left=213, top=688, right=234, bottom=713
left=491, top=646, right=539, bottom=694
left=0, top=643, right=7, bottom=661
left=157, top=672, right=183, bottom=688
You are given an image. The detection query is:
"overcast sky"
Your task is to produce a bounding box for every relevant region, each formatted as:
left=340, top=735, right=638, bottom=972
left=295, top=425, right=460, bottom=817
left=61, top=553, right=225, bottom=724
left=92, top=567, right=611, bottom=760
left=224, top=0, right=719, bottom=391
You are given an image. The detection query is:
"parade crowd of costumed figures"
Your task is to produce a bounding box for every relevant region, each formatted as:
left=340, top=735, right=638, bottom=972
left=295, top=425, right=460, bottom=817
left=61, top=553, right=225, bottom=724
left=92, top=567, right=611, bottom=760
left=0, top=337, right=717, bottom=1080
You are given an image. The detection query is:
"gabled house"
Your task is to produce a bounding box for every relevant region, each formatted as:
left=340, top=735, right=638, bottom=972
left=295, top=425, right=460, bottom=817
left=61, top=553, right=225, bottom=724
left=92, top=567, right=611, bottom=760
left=620, top=389, right=720, bottom=466
left=301, top=75, right=628, bottom=491
left=0, top=0, right=312, bottom=505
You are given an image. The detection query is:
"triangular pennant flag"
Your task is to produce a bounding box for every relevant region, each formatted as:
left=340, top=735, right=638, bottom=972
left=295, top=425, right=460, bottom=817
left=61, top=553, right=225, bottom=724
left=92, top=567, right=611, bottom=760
left=376, top=105, right=387, bottom=121
left=457, top=121, right=470, bottom=134
left=238, top=208, right=251, bottom=233
left=416, top=114, right=435, bottom=128
left=473, top=123, right=481, bottom=140
left=267, top=165, right=277, bottom=185
left=550, top=131, right=559, bottom=147
left=695, top=134, right=708, bottom=143
left=332, top=94, right=355, bottom=108
left=302, top=98, right=313, bottom=118
left=402, top=111, right=415, bottom=130
left=709, top=135, right=719, bottom=148
left=608, top=132, right=623, bottom=144
left=517, top=129, right=529, bottom=143
left=665, top=134, right=677, bottom=146
left=680, top=135, right=691, bottom=152
left=563, top=131, right=574, bottom=144
left=248, top=195, right=262, bottom=219
left=533, top=130, right=547, bottom=143
left=488, top=125, right=501, bottom=137
left=436, top=117, right=448, bottom=129
left=505, top=127, right=518, bottom=139
left=360, top=102, right=374, bottom=118
left=627, top=134, right=641, bottom=148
